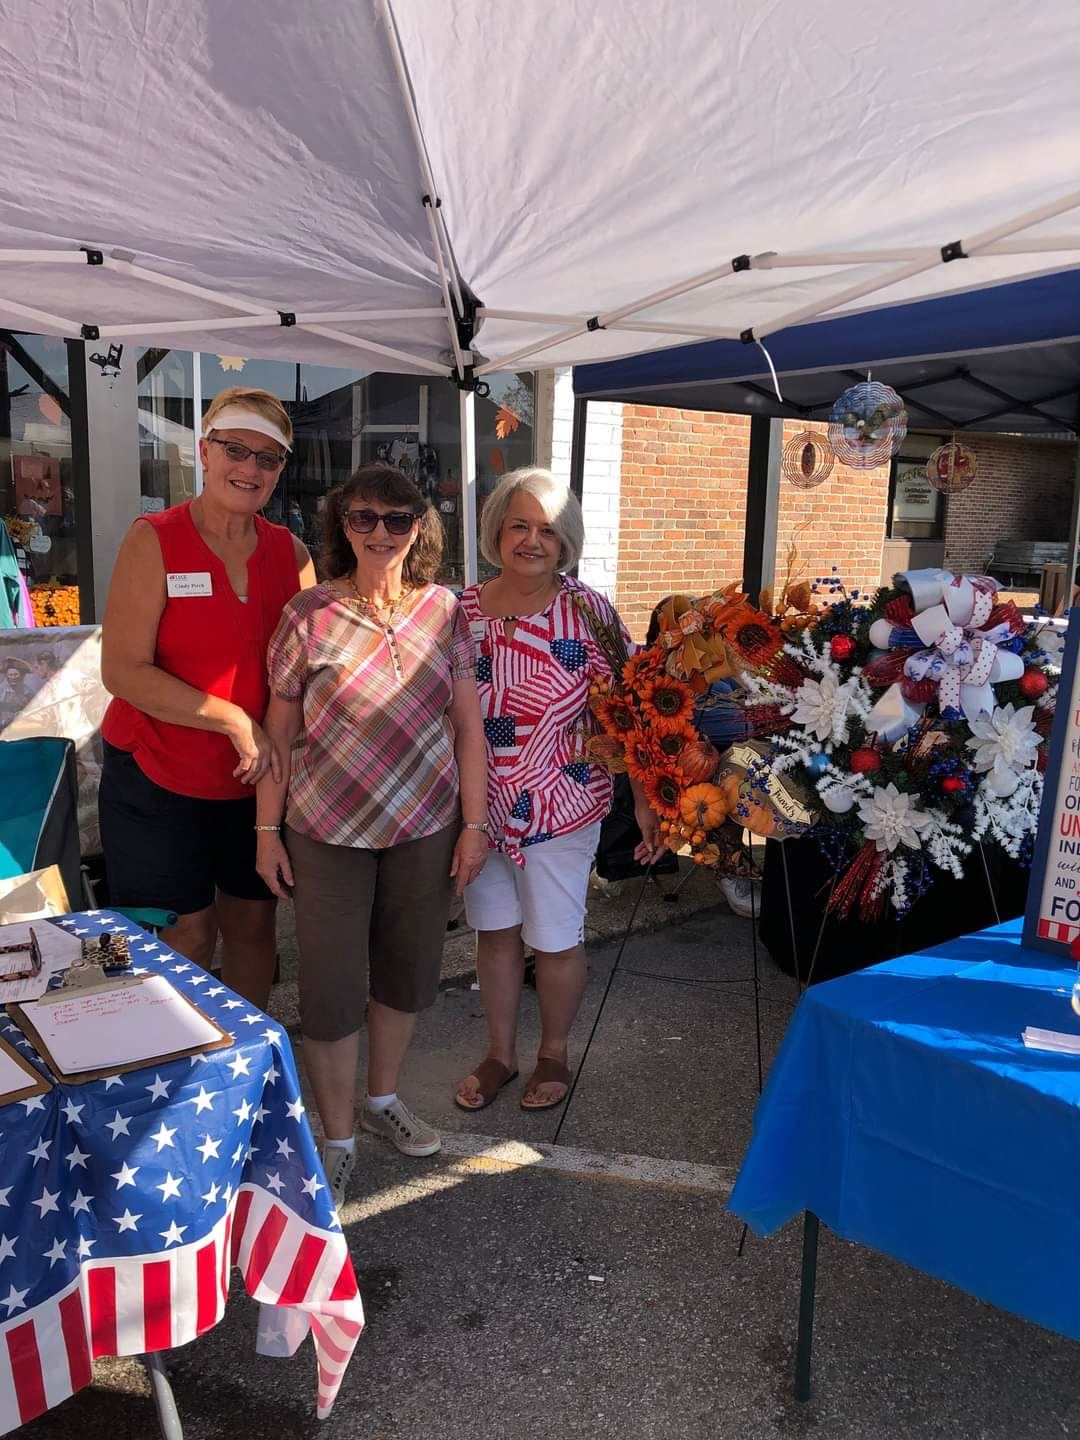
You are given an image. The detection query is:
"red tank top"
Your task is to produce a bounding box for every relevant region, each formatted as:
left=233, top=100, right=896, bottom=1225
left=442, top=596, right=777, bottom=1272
left=102, top=502, right=300, bottom=800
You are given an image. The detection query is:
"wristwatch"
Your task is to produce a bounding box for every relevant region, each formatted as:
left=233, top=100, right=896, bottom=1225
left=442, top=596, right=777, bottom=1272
left=463, top=821, right=489, bottom=833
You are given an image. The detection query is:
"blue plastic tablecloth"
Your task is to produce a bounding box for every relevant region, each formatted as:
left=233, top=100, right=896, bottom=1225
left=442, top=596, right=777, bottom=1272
left=729, top=917, right=1080, bottom=1340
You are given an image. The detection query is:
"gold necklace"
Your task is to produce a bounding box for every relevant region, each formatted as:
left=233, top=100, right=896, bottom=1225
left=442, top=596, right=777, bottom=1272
left=347, top=575, right=410, bottom=615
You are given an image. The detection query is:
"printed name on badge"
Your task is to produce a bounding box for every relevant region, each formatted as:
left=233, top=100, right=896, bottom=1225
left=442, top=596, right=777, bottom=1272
left=469, top=619, right=487, bottom=641
left=166, top=571, right=213, bottom=598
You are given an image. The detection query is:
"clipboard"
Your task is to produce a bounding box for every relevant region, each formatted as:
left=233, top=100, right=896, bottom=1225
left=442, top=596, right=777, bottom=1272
left=8, top=975, right=234, bottom=1085
left=0, top=1032, right=52, bottom=1106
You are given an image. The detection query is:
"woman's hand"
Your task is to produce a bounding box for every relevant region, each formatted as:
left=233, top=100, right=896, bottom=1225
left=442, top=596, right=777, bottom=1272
left=256, top=831, right=294, bottom=900
left=450, top=828, right=489, bottom=897
left=227, top=710, right=282, bottom=785
left=633, top=800, right=668, bottom=866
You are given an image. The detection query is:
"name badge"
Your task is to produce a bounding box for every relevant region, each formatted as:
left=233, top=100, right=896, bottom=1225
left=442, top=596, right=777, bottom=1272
left=166, top=571, right=213, bottom=598
left=469, top=619, right=488, bottom=642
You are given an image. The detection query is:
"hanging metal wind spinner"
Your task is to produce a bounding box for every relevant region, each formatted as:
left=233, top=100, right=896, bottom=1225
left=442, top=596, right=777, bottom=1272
left=781, top=430, right=835, bottom=489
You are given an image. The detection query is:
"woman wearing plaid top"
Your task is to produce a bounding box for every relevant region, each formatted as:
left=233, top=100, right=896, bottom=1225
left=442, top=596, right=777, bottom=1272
left=455, top=468, right=664, bottom=1114
left=256, top=465, right=487, bottom=1200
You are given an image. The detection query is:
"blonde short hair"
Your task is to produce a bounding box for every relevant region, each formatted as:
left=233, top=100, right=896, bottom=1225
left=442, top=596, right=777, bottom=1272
left=203, top=386, right=293, bottom=449
left=479, top=467, right=584, bottom=572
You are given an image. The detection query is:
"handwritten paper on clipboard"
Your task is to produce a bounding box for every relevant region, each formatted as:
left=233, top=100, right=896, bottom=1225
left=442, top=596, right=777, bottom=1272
left=0, top=1033, right=51, bottom=1106
left=10, top=975, right=232, bottom=1083
left=0, top=921, right=83, bottom=1003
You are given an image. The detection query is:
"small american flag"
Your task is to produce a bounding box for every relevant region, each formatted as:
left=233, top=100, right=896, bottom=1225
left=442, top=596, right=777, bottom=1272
left=0, top=911, right=363, bottom=1433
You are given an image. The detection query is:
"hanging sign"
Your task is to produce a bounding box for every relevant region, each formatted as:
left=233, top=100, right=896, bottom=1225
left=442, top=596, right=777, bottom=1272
left=1024, top=615, right=1080, bottom=954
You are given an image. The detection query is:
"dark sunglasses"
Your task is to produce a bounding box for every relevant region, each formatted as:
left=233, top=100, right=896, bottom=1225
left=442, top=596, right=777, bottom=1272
left=208, top=437, right=286, bottom=472
left=345, top=508, right=419, bottom=536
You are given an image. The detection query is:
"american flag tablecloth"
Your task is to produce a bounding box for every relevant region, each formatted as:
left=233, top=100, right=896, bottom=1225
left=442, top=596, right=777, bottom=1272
left=0, top=911, right=363, bottom=1434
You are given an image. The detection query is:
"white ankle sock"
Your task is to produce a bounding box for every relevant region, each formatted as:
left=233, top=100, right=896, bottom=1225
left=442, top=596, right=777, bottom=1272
left=323, top=1136, right=355, bottom=1154
left=367, top=1092, right=397, bottom=1112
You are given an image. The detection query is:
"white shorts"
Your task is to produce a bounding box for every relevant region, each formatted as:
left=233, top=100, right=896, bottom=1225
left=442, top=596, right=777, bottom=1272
left=463, top=820, right=602, bottom=953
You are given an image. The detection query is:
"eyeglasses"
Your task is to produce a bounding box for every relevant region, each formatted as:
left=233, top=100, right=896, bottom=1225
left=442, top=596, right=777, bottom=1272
left=345, top=509, right=419, bottom=536
left=207, top=437, right=286, bottom=472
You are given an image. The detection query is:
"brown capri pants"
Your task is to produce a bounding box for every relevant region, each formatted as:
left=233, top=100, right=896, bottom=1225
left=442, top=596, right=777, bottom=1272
left=285, top=821, right=458, bottom=1042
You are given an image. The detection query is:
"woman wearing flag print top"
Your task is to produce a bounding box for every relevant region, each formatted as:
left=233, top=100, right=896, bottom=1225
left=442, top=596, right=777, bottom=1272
left=256, top=465, right=487, bottom=1205
left=99, top=386, right=314, bottom=1007
left=455, top=468, right=664, bottom=1113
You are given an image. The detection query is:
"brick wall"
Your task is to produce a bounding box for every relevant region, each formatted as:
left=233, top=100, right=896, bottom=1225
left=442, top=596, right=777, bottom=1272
left=942, top=434, right=1077, bottom=575
left=614, top=407, right=889, bottom=639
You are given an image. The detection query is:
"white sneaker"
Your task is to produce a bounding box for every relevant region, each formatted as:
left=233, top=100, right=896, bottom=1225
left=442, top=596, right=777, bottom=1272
left=319, top=1142, right=356, bottom=1209
left=721, top=875, right=760, bottom=919
left=360, top=1097, right=441, bottom=1157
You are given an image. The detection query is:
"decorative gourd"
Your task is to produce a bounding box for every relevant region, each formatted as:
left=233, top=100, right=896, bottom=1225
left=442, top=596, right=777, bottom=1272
left=679, top=782, right=728, bottom=832
left=678, top=739, right=720, bottom=785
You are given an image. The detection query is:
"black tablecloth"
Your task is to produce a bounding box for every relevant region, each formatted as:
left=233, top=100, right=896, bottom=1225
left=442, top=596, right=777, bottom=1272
left=758, top=836, right=1030, bottom=984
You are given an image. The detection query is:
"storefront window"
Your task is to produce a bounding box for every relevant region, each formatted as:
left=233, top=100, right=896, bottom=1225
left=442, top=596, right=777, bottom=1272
left=476, top=373, right=537, bottom=582
left=0, top=333, right=80, bottom=626
left=137, top=348, right=195, bottom=514
left=888, top=433, right=948, bottom=541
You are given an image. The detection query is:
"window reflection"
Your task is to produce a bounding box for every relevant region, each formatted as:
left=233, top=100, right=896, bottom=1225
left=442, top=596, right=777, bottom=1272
left=0, top=333, right=78, bottom=626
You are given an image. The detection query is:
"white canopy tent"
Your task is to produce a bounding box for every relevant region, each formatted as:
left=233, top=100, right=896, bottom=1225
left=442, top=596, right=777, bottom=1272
left=3, top=0, right=1080, bottom=577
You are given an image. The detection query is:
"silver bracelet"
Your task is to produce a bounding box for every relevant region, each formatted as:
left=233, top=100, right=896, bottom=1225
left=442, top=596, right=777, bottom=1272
left=254, top=824, right=281, bottom=832
left=463, top=821, right=489, bottom=833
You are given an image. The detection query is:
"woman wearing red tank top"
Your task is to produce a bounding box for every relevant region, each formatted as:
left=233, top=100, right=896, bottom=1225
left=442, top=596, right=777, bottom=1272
left=98, top=387, right=315, bottom=1005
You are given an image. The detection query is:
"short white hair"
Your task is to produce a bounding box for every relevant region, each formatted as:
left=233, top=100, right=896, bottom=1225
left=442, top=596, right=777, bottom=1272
left=479, top=467, right=585, bottom=572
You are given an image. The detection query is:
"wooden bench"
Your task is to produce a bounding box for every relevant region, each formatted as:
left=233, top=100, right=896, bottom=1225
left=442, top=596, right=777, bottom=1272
left=986, top=539, right=1069, bottom=587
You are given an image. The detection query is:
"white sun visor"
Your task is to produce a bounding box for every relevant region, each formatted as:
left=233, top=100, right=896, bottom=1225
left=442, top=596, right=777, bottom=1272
left=203, top=406, right=292, bottom=452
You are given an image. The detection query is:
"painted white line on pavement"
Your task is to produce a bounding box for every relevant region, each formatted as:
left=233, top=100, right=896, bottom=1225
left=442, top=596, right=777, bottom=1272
left=436, top=1132, right=736, bottom=1196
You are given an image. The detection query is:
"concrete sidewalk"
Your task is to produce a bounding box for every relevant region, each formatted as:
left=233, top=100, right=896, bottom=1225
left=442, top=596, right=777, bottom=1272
left=22, top=894, right=1080, bottom=1439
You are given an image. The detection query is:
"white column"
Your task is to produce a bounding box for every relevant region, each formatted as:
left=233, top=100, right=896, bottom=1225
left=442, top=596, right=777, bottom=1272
left=460, top=388, right=478, bottom=586
left=83, top=348, right=141, bottom=619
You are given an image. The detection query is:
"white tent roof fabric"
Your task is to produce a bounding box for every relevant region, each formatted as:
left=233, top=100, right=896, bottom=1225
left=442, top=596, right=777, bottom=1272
left=2, top=0, right=1080, bottom=379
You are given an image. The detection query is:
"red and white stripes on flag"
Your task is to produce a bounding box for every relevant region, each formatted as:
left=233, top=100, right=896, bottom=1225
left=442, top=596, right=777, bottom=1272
left=0, top=1188, right=362, bottom=1434
left=1037, top=918, right=1080, bottom=944
left=231, top=1184, right=363, bottom=1420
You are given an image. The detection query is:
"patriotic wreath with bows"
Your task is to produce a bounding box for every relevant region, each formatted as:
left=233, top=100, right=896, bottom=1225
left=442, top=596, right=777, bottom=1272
left=734, top=568, right=1060, bottom=920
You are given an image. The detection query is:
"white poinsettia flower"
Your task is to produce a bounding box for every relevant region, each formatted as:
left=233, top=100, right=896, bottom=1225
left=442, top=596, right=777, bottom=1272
left=789, top=673, right=859, bottom=746
left=966, top=704, right=1040, bottom=785
left=857, top=783, right=933, bottom=853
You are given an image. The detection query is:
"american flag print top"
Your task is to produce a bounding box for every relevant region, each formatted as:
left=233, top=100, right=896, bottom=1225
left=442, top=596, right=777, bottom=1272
left=460, top=576, right=631, bottom=863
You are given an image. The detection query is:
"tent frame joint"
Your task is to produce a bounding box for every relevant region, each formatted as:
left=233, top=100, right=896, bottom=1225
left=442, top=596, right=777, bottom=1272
left=81, top=248, right=104, bottom=266
left=278, top=311, right=296, bottom=327
left=740, top=327, right=755, bottom=344
left=80, top=323, right=99, bottom=340
left=940, top=240, right=968, bottom=263
left=731, top=254, right=752, bottom=273
left=586, top=316, right=605, bottom=332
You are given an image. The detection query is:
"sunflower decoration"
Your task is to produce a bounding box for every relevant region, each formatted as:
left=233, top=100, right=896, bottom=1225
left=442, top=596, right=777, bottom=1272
left=595, top=693, right=637, bottom=736
left=639, top=674, right=698, bottom=732
left=643, top=766, right=683, bottom=820
left=624, top=729, right=661, bottom=784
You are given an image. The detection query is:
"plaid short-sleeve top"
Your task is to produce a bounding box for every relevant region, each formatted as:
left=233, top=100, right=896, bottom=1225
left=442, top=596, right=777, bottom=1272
left=268, top=582, right=475, bottom=849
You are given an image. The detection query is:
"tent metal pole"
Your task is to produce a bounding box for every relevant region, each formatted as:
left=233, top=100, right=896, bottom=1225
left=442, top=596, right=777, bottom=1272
left=756, top=257, right=941, bottom=340
left=101, top=258, right=274, bottom=315
left=300, top=323, right=451, bottom=376
left=99, top=308, right=448, bottom=338
left=192, top=352, right=204, bottom=496
left=460, top=388, right=479, bottom=587
left=569, top=396, right=588, bottom=506
left=422, top=201, right=466, bottom=380
left=742, top=416, right=783, bottom=606
left=0, top=297, right=80, bottom=335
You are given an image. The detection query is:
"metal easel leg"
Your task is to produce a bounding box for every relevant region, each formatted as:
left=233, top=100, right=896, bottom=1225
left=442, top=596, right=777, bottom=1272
left=794, top=1211, right=820, bottom=1403
left=142, top=1352, right=184, bottom=1440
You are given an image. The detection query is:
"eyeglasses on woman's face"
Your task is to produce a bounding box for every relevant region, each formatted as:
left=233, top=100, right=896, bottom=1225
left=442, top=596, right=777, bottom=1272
left=344, top=508, right=419, bottom=536
left=208, top=437, right=286, bottom=472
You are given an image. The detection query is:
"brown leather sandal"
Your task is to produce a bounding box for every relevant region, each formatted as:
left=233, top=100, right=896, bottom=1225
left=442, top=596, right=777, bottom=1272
left=454, top=1058, right=519, bottom=1111
left=520, top=1057, right=571, bottom=1111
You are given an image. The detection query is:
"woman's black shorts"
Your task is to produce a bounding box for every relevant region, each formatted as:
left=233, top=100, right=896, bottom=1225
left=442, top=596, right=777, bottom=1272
left=98, top=741, right=272, bottom=917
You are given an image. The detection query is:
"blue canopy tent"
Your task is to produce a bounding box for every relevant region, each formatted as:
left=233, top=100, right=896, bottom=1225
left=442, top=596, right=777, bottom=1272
left=572, top=269, right=1080, bottom=598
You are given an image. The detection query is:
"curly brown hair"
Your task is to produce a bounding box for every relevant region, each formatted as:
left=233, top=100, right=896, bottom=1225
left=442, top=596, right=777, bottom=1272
left=320, top=465, right=444, bottom=585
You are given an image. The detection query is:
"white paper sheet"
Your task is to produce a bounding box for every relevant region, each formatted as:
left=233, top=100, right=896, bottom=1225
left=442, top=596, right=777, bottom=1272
left=0, top=921, right=83, bottom=1003
left=19, top=974, right=223, bottom=1073
left=0, top=1043, right=38, bottom=1099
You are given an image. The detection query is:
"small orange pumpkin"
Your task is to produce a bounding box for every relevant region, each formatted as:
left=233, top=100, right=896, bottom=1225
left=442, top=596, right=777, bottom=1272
left=679, top=782, right=728, bottom=832
left=678, top=739, right=720, bottom=785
